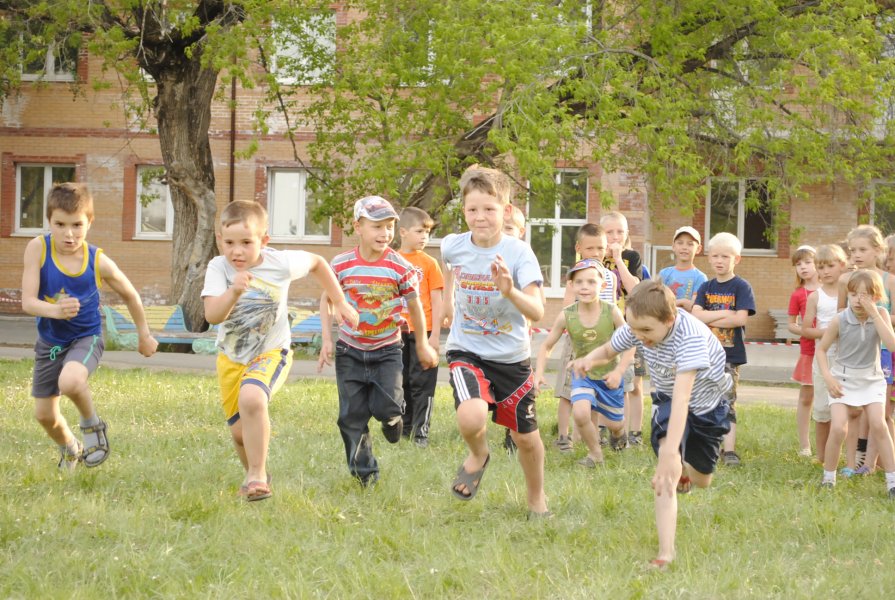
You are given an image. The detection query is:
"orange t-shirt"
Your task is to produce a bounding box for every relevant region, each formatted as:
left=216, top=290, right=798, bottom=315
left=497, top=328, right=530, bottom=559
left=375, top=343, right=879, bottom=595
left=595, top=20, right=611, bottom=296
left=399, top=250, right=445, bottom=333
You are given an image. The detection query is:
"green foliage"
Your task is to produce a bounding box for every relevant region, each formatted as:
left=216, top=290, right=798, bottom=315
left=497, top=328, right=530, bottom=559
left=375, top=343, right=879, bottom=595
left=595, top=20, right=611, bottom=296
left=2, top=1, right=894, bottom=229
left=2, top=359, right=895, bottom=597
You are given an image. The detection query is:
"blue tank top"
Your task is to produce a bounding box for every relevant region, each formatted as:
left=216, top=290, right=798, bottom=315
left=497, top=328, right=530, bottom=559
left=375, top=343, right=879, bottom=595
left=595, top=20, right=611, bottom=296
left=37, top=234, right=103, bottom=345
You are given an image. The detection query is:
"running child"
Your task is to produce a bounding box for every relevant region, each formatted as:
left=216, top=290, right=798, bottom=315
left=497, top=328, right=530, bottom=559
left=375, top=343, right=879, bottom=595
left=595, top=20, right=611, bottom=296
left=571, top=280, right=733, bottom=567
left=319, top=196, right=438, bottom=487
left=787, top=245, right=819, bottom=457
left=22, top=182, right=159, bottom=471
left=534, top=259, right=633, bottom=468
left=397, top=206, right=444, bottom=448
left=203, top=200, right=358, bottom=501
left=816, top=269, right=895, bottom=498
left=442, top=164, right=548, bottom=517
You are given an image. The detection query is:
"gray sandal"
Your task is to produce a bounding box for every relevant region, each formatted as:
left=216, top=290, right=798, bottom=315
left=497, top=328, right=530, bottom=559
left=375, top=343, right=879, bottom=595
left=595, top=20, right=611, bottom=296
left=80, top=419, right=110, bottom=468
left=58, top=439, right=83, bottom=472
left=451, top=454, right=490, bottom=501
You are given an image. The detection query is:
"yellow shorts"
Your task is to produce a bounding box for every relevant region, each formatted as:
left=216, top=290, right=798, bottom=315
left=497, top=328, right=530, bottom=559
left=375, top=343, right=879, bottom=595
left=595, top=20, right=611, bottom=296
left=217, top=348, right=293, bottom=425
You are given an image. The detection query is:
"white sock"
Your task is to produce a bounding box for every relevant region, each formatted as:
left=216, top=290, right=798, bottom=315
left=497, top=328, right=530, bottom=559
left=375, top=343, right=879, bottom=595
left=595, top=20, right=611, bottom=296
left=823, top=470, right=837, bottom=484
left=885, top=472, right=895, bottom=489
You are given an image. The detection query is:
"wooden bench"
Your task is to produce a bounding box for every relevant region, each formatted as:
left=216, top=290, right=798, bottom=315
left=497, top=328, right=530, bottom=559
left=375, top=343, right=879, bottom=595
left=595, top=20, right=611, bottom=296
left=769, top=309, right=799, bottom=344
left=103, top=304, right=323, bottom=355
left=102, top=304, right=217, bottom=354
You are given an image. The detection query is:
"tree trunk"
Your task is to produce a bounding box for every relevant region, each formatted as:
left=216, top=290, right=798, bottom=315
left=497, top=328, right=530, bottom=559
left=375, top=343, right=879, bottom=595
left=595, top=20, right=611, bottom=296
left=155, top=56, right=219, bottom=331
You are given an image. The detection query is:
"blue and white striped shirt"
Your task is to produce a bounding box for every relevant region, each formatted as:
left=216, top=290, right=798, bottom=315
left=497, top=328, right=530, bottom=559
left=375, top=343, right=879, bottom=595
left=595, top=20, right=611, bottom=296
left=610, top=308, right=731, bottom=415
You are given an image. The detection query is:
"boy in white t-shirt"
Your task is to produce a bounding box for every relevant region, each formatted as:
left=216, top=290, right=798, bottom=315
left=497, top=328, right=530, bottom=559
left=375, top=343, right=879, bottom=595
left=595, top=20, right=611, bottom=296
left=202, top=200, right=358, bottom=501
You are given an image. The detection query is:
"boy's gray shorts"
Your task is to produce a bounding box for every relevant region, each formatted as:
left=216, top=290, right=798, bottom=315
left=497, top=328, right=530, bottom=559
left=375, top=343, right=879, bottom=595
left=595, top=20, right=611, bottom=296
left=32, top=335, right=104, bottom=397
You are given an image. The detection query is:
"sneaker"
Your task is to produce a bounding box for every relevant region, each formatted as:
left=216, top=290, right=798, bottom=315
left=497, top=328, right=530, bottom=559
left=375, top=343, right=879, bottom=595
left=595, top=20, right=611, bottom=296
left=854, top=465, right=872, bottom=476
left=609, top=432, right=628, bottom=452
left=888, top=486, right=895, bottom=499
left=554, top=435, right=573, bottom=453
left=627, top=431, right=643, bottom=447
left=839, top=467, right=856, bottom=478
left=721, top=451, right=741, bottom=467
left=598, top=426, right=609, bottom=447
left=504, top=431, right=517, bottom=454
left=798, top=447, right=813, bottom=457
left=413, top=437, right=429, bottom=449
left=819, top=480, right=835, bottom=490
left=381, top=415, right=403, bottom=444
left=57, top=440, right=83, bottom=472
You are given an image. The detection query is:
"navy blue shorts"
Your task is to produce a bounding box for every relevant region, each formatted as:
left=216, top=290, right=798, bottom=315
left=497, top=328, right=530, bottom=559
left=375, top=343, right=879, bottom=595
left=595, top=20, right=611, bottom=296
left=650, top=391, right=731, bottom=475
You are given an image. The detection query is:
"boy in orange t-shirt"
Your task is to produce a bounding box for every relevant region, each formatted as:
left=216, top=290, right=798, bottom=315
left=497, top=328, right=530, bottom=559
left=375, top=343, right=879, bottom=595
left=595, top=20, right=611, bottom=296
left=398, top=207, right=445, bottom=447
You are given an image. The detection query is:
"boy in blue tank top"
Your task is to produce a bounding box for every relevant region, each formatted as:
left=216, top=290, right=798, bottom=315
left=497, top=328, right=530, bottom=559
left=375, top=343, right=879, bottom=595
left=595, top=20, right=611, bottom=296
left=21, top=183, right=159, bottom=471
left=534, top=259, right=633, bottom=467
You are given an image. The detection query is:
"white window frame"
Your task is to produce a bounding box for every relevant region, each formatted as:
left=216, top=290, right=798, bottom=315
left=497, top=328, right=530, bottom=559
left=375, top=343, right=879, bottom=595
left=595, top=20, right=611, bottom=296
left=135, top=166, right=174, bottom=240
left=271, top=13, right=336, bottom=86
left=14, top=163, right=76, bottom=235
left=528, top=169, right=589, bottom=297
left=267, top=168, right=331, bottom=244
left=21, top=40, right=76, bottom=82
left=705, top=177, right=776, bottom=256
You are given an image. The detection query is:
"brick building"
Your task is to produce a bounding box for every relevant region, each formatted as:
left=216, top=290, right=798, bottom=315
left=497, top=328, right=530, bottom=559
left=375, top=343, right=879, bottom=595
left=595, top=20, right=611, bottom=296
left=0, top=38, right=876, bottom=340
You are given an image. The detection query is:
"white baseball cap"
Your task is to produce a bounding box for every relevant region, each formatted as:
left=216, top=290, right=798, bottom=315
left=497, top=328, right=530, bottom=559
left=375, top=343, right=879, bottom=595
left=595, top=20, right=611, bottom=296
left=673, top=225, right=702, bottom=244
left=354, top=196, right=399, bottom=222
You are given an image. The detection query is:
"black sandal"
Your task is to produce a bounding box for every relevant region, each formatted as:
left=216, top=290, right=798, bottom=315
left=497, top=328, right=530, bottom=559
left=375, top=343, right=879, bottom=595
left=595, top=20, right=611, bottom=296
left=451, top=454, right=490, bottom=501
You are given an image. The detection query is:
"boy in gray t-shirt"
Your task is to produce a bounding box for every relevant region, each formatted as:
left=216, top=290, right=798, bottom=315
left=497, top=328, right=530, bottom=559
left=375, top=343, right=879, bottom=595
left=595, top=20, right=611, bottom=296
left=442, top=165, right=547, bottom=518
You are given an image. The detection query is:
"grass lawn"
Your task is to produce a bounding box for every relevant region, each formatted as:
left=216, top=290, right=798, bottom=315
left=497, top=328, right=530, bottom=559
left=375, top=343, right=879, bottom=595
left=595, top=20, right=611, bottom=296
left=1, top=358, right=893, bottom=598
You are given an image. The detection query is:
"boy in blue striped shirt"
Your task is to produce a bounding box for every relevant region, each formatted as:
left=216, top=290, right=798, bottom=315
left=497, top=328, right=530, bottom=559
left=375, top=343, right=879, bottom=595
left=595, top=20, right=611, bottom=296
left=572, top=280, right=732, bottom=568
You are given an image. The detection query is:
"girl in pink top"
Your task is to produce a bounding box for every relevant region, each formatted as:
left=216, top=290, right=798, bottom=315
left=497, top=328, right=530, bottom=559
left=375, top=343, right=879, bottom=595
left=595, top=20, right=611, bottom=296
left=788, top=245, right=819, bottom=457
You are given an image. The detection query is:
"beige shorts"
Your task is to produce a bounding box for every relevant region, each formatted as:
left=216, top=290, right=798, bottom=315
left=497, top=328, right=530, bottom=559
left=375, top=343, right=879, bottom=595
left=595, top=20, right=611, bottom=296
left=812, top=358, right=831, bottom=423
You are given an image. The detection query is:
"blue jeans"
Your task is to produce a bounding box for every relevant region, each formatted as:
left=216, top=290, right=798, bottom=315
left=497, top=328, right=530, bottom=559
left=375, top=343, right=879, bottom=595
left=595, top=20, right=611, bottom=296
left=334, top=341, right=404, bottom=483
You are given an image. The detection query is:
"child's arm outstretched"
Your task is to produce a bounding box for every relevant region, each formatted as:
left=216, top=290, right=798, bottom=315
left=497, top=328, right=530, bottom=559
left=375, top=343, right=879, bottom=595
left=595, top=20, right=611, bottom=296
left=97, top=254, right=158, bottom=357
left=406, top=296, right=439, bottom=369
left=816, top=318, right=842, bottom=398
left=652, top=370, right=696, bottom=498
left=604, top=305, right=634, bottom=389
left=571, top=340, right=621, bottom=378
left=308, top=255, right=359, bottom=329
left=491, top=254, right=544, bottom=322
left=534, top=312, right=567, bottom=394
left=441, top=263, right=454, bottom=329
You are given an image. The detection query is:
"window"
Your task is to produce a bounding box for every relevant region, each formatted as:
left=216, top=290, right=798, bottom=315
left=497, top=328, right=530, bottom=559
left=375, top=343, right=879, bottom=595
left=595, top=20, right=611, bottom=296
left=706, top=178, right=775, bottom=253
left=21, top=33, right=77, bottom=81
left=271, top=13, right=336, bottom=85
left=15, top=164, right=76, bottom=233
left=529, top=170, right=588, bottom=293
left=135, top=166, right=173, bottom=239
left=871, top=181, right=895, bottom=234
left=268, top=169, right=330, bottom=242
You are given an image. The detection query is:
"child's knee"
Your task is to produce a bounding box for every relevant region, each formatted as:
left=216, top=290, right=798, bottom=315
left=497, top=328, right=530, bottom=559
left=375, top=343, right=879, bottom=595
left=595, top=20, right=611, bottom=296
left=57, top=368, right=88, bottom=398
left=512, top=430, right=543, bottom=453
left=33, top=404, right=58, bottom=427
left=237, top=386, right=268, bottom=416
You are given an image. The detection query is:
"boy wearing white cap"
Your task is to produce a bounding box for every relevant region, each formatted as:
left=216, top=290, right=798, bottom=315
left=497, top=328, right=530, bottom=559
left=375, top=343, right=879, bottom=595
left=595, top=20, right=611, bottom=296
left=319, top=196, right=438, bottom=486
left=659, top=226, right=707, bottom=313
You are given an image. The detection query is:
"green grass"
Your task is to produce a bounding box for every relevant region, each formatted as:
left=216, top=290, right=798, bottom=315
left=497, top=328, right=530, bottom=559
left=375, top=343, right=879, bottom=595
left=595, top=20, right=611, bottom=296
left=1, top=358, right=893, bottom=598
